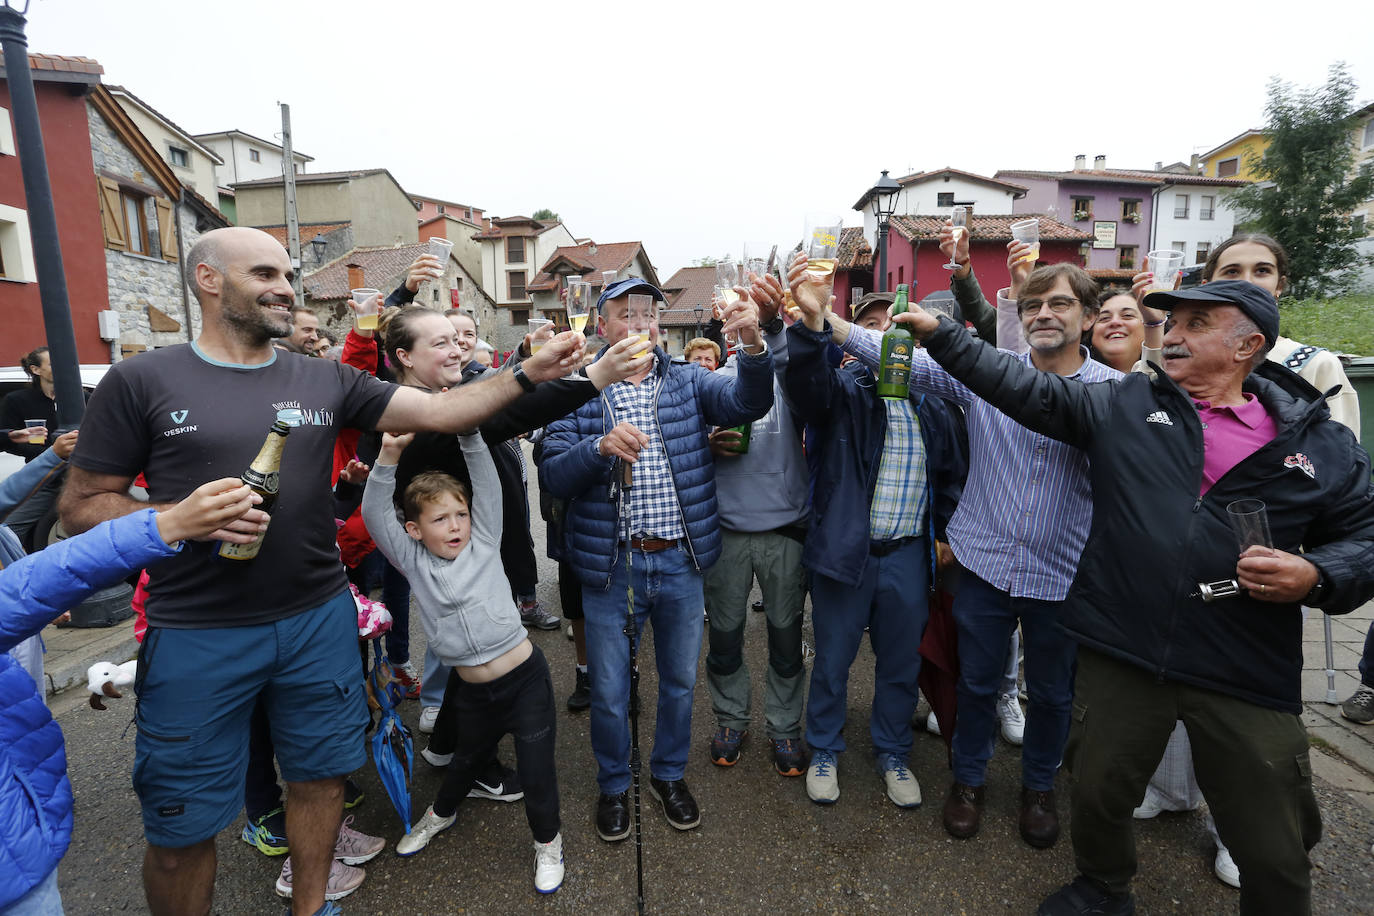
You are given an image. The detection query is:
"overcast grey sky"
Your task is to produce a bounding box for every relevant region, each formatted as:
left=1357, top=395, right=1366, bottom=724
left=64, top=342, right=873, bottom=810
left=25, top=0, right=1374, bottom=280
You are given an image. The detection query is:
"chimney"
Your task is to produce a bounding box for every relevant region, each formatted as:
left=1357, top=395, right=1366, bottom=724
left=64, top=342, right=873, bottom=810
left=1074, top=154, right=1086, bottom=170
left=1190, top=153, right=1200, bottom=174
left=1154, top=161, right=1163, bottom=172
left=1094, top=155, right=1106, bottom=170
left=346, top=263, right=365, bottom=292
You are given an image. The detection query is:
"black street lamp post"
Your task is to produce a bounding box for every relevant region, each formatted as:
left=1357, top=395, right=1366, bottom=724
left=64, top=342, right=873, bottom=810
left=694, top=304, right=703, bottom=337
left=0, top=1, right=85, bottom=429
left=866, top=169, right=902, bottom=293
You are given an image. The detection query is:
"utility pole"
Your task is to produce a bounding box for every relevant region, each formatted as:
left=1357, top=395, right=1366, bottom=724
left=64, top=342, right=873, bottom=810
left=0, top=3, right=84, bottom=428
left=280, top=102, right=303, bottom=300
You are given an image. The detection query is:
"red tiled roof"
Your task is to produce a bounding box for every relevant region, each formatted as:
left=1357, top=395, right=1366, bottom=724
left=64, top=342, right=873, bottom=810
left=1086, top=269, right=1140, bottom=281
left=472, top=216, right=555, bottom=240
left=890, top=214, right=1093, bottom=243
left=659, top=307, right=713, bottom=328
left=23, top=54, right=103, bottom=74
left=662, top=265, right=719, bottom=315
left=896, top=167, right=1028, bottom=193
left=838, top=226, right=871, bottom=270
left=302, top=243, right=426, bottom=301
left=527, top=241, right=645, bottom=292
left=258, top=222, right=351, bottom=248
left=995, top=167, right=1249, bottom=188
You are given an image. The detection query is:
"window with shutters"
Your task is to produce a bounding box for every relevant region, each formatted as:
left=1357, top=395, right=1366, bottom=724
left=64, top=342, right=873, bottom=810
left=1195, top=242, right=1211, bottom=265
left=1118, top=245, right=1138, bottom=270
left=508, top=270, right=527, bottom=300
left=506, top=236, right=525, bottom=263
left=1217, top=157, right=1239, bottom=178
left=1199, top=195, right=1215, bottom=220
left=1174, top=194, right=1190, bottom=219
left=121, top=191, right=150, bottom=255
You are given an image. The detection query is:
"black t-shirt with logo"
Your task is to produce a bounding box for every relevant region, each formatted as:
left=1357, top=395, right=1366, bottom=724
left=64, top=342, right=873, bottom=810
left=71, top=344, right=396, bottom=628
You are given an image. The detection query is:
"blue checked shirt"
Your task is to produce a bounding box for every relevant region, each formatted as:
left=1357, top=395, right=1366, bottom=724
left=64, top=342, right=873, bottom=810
left=604, top=356, right=685, bottom=541
left=844, top=326, right=1121, bottom=600
left=869, top=398, right=927, bottom=540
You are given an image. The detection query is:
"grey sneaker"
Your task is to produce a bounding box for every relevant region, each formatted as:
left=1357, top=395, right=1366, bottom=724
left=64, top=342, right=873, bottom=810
left=878, top=752, right=922, bottom=808
left=806, top=748, right=839, bottom=804
left=1341, top=685, right=1374, bottom=724
left=396, top=806, right=457, bottom=857
left=333, top=816, right=384, bottom=865
left=275, top=856, right=366, bottom=900
left=519, top=598, right=560, bottom=631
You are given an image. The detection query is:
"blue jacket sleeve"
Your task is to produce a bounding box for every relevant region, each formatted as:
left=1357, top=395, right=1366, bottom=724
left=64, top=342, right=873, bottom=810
left=697, top=347, right=774, bottom=428
left=782, top=324, right=843, bottom=424
left=538, top=408, right=612, bottom=500
left=0, top=508, right=177, bottom=653
left=0, top=448, right=63, bottom=521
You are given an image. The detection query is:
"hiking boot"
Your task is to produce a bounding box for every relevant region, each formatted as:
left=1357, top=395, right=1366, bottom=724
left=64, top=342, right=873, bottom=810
left=241, top=807, right=288, bottom=856
left=275, top=856, right=366, bottom=900
left=534, top=832, right=565, bottom=894
left=942, top=782, right=984, bottom=839
left=998, top=692, right=1026, bottom=745
left=806, top=748, right=839, bottom=804
left=709, top=726, right=747, bottom=766
left=469, top=760, right=523, bottom=801
left=519, top=598, right=560, bottom=631
left=395, top=805, right=456, bottom=857
left=1036, top=876, right=1135, bottom=915
left=343, top=778, right=364, bottom=810
left=334, top=816, right=385, bottom=865
left=878, top=752, right=922, bottom=808
left=1340, top=685, right=1374, bottom=724
left=771, top=737, right=809, bottom=777
left=566, top=667, right=590, bottom=711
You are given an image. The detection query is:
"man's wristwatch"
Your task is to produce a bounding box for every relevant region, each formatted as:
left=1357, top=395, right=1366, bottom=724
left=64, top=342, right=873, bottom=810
left=1305, top=569, right=1329, bottom=605
left=512, top=364, right=537, bottom=393
left=760, top=315, right=784, bottom=336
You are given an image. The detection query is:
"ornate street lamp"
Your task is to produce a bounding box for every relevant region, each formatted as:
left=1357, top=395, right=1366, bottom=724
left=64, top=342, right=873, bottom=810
left=310, top=234, right=328, bottom=264
left=694, top=304, right=703, bottom=337
left=1, top=0, right=84, bottom=427
left=865, top=169, right=902, bottom=293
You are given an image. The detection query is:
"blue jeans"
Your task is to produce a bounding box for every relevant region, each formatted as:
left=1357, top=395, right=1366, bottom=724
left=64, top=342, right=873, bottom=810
left=1, top=868, right=62, bottom=915
left=582, top=544, right=703, bottom=794
left=951, top=571, right=1075, bottom=792
left=805, top=537, right=929, bottom=757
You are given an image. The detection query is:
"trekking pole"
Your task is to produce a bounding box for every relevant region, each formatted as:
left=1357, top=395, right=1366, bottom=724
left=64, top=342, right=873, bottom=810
left=614, top=459, right=646, bottom=914
left=1322, top=612, right=1339, bottom=705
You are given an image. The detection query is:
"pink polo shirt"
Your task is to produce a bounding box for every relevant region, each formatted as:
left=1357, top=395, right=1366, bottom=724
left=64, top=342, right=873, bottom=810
left=1194, top=393, right=1278, bottom=494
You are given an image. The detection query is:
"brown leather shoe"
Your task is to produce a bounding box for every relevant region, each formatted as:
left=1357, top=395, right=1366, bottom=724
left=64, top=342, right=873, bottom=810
left=1019, top=786, right=1060, bottom=849
left=942, top=782, right=984, bottom=839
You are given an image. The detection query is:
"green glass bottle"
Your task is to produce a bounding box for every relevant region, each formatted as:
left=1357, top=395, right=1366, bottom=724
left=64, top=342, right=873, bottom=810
left=724, top=422, right=751, bottom=455
left=876, top=284, right=913, bottom=400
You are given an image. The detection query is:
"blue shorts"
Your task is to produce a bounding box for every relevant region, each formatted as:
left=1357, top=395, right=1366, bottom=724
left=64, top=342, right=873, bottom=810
left=132, top=589, right=367, bottom=848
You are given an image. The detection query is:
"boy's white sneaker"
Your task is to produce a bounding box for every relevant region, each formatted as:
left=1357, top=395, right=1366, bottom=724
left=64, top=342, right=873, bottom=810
left=534, top=832, right=565, bottom=894
left=396, top=805, right=456, bottom=857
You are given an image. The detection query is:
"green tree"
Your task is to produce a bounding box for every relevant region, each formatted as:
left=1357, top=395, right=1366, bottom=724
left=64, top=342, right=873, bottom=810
left=531, top=208, right=560, bottom=222
left=692, top=255, right=727, bottom=267
left=1229, top=63, right=1374, bottom=298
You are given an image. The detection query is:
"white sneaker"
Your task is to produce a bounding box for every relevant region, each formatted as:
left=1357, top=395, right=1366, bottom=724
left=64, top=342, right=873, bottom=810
left=1213, top=842, right=1240, bottom=888
left=878, top=753, right=922, bottom=808
left=396, top=805, right=456, bottom=857
left=534, top=832, right=565, bottom=894
left=997, top=693, right=1025, bottom=746
left=420, top=746, right=453, bottom=768
left=925, top=710, right=941, bottom=736
left=806, top=749, right=839, bottom=804
left=418, top=705, right=440, bottom=734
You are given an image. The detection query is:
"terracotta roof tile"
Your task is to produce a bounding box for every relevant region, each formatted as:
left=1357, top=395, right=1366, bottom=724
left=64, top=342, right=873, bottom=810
left=661, top=265, right=719, bottom=316
left=995, top=167, right=1249, bottom=188
left=472, top=216, right=556, bottom=240
left=838, top=226, right=871, bottom=270
left=896, top=167, right=1028, bottom=193
left=890, top=213, right=1093, bottom=243
left=526, top=241, right=645, bottom=292
left=1, top=53, right=103, bottom=80
left=1086, top=268, right=1141, bottom=281
left=302, top=243, right=426, bottom=301
left=257, top=222, right=352, bottom=248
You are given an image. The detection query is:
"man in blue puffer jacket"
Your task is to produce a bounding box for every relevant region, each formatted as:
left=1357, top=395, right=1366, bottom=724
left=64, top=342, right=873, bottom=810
left=0, top=477, right=258, bottom=914
left=540, top=277, right=773, bottom=841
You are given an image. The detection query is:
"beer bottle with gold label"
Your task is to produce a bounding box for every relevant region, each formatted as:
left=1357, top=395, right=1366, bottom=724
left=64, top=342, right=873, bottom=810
left=876, top=284, right=913, bottom=400
left=218, top=419, right=290, bottom=561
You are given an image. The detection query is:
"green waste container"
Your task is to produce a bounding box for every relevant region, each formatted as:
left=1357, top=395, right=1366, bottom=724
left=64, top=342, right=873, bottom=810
left=1342, top=356, right=1374, bottom=462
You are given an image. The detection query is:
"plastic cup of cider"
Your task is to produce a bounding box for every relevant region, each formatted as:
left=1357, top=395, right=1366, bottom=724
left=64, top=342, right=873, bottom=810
left=1010, top=219, right=1041, bottom=265
left=351, top=288, right=381, bottom=330
left=527, top=317, right=555, bottom=354
left=24, top=420, right=45, bottom=444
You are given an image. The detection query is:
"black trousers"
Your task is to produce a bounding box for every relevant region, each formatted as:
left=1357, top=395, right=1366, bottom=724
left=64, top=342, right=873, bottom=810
left=432, top=645, right=560, bottom=843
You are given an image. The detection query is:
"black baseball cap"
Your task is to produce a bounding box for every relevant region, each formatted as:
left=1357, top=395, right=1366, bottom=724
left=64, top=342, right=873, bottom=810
left=598, top=277, right=666, bottom=308
left=1141, top=280, right=1280, bottom=348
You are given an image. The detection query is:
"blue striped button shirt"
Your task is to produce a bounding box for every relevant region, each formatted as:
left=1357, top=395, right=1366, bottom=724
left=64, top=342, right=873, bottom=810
left=844, top=327, right=1122, bottom=600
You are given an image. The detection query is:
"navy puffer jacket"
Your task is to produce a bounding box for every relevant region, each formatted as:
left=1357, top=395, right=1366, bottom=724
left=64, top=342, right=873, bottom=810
left=539, top=345, right=774, bottom=587
left=0, top=509, right=177, bottom=907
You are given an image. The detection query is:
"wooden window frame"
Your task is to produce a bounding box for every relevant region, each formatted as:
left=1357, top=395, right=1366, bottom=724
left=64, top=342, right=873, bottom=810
left=508, top=270, right=527, bottom=300
left=249, top=148, right=261, bottom=163
left=506, top=235, right=526, bottom=264
left=121, top=190, right=150, bottom=255
left=1118, top=245, right=1138, bottom=271
left=936, top=192, right=954, bottom=208
left=168, top=146, right=189, bottom=168
left=1195, top=242, right=1211, bottom=265
left=510, top=308, right=530, bottom=325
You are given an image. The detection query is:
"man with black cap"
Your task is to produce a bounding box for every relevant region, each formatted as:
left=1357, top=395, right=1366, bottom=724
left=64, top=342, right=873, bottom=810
left=890, top=279, right=1374, bottom=916
left=784, top=280, right=968, bottom=812
left=539, top=277, right=774, bottom=839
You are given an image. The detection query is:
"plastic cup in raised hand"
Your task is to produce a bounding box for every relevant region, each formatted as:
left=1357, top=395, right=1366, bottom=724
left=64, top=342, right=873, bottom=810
left=527, top=317, right=555, bottom=354
left=24, top=420, right=45, bottom=445
left=351, top=288, right=382, bottom=331
left=626, top=294, right=657, bottom=357
left=1146, top=249, right=1185, bottom=294
left=1226, top=498, right=1273, bottom=553
left=1010, top=218, right=1041, bottom=266
left=427, top=237, right=454, bottom=267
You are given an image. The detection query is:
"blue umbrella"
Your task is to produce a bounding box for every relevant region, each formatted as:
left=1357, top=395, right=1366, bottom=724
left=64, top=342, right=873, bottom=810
left=369, top=640, right=414, bottom=832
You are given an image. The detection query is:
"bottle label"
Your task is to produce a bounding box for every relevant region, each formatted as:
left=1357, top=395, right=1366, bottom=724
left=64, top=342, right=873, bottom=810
left=880, top=341, right=913, bottom=390
left=218, top=526, right=268, bottom=561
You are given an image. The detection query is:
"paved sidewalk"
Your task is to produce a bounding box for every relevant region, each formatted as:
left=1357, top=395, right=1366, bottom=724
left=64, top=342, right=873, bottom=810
left=1303, top=596, right=1374, bottom=808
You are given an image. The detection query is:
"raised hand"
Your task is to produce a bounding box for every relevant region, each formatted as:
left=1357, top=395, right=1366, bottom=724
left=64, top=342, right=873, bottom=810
left=523, top=330, right=586, bottom=382
left=786, top=253, right=832, bottom=331
left=1006, top=241, right=1035, bottom=299
left=939, top=221, right=971, bottom=276
left=890, top=305, right=941, bottom=342
left=404, top=254, right=445, bottom=293
left=587, top=336, right=654, bottom=389
left=749, top=273, right=785, bottom=326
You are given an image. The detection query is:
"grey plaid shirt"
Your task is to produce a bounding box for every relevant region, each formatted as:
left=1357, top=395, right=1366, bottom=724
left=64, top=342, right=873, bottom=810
left=604, top=356, right=685, bottom=540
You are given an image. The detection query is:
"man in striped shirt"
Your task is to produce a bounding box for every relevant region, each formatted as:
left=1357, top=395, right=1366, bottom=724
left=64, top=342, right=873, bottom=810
left=824, top=262, right=1121, bottom=849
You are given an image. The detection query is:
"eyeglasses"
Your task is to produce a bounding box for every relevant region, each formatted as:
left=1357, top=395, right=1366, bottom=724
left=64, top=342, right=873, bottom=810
left=1017, top=296, right=1081, bottom=318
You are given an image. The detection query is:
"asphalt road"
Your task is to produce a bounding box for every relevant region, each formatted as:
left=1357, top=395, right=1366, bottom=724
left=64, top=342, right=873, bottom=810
left=51, top=446, right=1374, bottom=915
